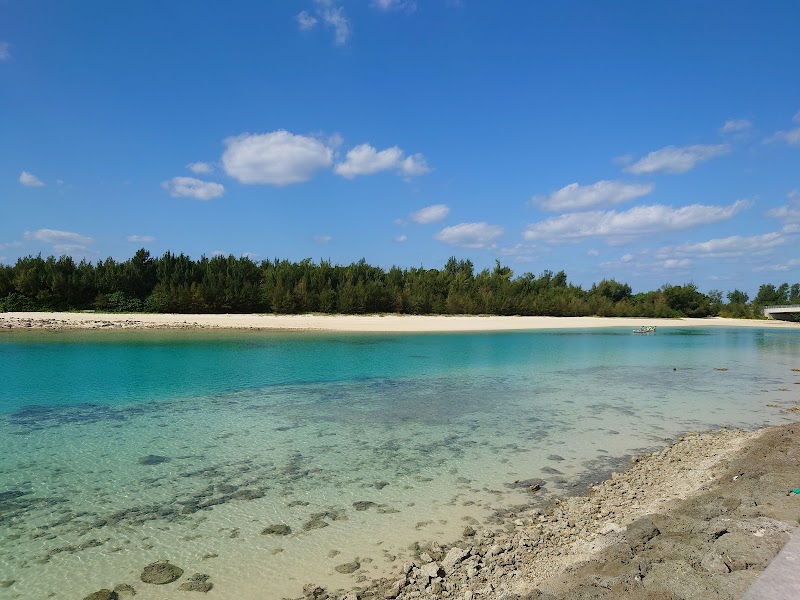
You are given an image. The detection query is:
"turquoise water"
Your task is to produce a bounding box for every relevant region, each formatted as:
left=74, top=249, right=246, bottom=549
left=1, top=327, right=799, bottom=599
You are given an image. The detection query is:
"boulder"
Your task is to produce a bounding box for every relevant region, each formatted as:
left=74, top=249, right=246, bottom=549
left=178, top=573, right=213, bottom=592
left=83, top=590, right=118, bottom=600
left=626, top=516, right=660, bottom=550
left=140, top=561, right=184, bottom=584
left=262, top=524, right=292, bottom=536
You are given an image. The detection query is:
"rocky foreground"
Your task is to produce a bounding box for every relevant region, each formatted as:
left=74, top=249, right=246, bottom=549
left=295, top=421, right=800, bottom=600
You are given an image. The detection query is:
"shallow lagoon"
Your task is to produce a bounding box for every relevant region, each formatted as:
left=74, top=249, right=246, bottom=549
left=1, top=327, right=799, bottom=599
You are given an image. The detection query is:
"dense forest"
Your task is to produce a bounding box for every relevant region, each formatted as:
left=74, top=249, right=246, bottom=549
left=1, top=249, right=798, bottom=319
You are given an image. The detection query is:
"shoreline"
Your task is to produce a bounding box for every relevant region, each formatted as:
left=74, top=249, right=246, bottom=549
left=2, top=311, right=799, bottom=332
left=291, top=420, right=800, bottom=600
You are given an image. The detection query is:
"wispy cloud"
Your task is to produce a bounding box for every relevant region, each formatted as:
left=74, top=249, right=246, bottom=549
left=334, top=144, right=429, bottom=179
left=524, top=200, right=750, bottom=244
left=19, top=171, right=45, bottom=187
left=372, top=0, right=417, bottom=11
left=765, top=128, right=800, bottom=146
left=0, top=42, right=9, bottom=61
left=298, top=1, right=351, bottom=45
left=187, top=162, right=213, bottom=174
left=24, top=229, right=93, bottom=254
left=161, top=176, right=225, bottom=200
left=408, top=204, right=450, bottom=224
left=314, top=234, right=332, bottom=244
left=435, top=222, right=503, bottom=249
left=394, top=234, right=408, bottom=243
left=127, top=235, right=155, bottom=243
left=531, top=180, right=654, bottom=211
left=720, top=119, right=752, bottom=134
left=222, top=130, right=333, bottom=185
left=657, top=231, right=788, bottom=260
left=624, top=144, right=730, bottom=175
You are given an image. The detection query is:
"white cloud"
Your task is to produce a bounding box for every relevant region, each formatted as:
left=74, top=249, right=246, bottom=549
left=316, top=0, right=351, bottom=45
left=19, top=171, right=45, bottom=187
left=532, top=180, right=654, bottom=211
left=297, top=10, right=318, bottom=29
left=161, top=176, right=225, bottom=200
left=314, top=235, right=332, bottom=244
left=394, top=234, right=408, bottom=243
left=659, top=232, right=788, bottom=259
left=372, top=0, right=417, bottom=11
left=659, top=258, right=692, bottom=269
left=435, top=222, right=503, bottom=249
left=211, top=250, right=225, bottom=257
left=241, top=252, right=259, bottom=259
left=0, top=42, right=9, bottom=61
left=24, top=229, right=93, bottom=252
left=187, top=161, right=213, bottom=174
left=222, top=130, right=333, bottom=185
left=756, top=258, right=800, bottom=272
left=624, top=144, right=730, bottom=175
left=587, top=248, right=599, bottom=257
left=409, top=204, right=450, bottom=224
left=523, top=200, right=750, bottom=244
left=765, top=128, right=800, bottom=146
left=127, top=235, right=155, bottom=243
left=334, top=144, right=430, bottom=179
left=720, top=119, right=752, bottom=134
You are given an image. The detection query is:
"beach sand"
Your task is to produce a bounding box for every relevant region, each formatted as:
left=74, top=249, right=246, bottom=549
left=1, top=311, right=798, bottom=332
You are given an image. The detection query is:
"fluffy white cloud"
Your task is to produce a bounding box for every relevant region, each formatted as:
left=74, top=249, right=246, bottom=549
left=659, top=232, right=788, bottom=259
left=0, top=41, right=9, bottom=61
left=720, top=119, right=752, bottom=134
left=297, top=10, right=318, bottom=29
left=532, top=180, right=654, bottom=211
left=523, top=200, right=750, bottom=244
left=19, top=171, right=45, bottom=187
left=372, top=0, right=417, bottom=11
left=334, top=144, right=430, bottom=179
left=223, top=131, right=333, bottom=185
left=409, top=204, right=450, bottom=224
left=127, top=235, right=155, bottom=243
left=624, top=144, right=730, bottom=175
left=161, top=176, right=224, bottom=200
left=24, top=229, right=93, bottom=254
left=756, top=258, right=800, bottom=272
left=394, top=234, right=408, bottom=242
left=435, top=222, right=503, bottom=249
left=187, top=162, right=213, bottom=174
left=314, top=235, right=332, bottom=244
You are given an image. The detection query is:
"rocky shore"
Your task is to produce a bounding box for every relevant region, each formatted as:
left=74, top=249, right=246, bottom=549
left=290, top=422, right=800, bottom=600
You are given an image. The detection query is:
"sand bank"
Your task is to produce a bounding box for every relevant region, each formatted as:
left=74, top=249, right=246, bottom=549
left=2, top=312, right=798, bottom=332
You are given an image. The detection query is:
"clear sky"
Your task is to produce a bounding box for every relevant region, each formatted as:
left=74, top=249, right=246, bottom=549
left=1, top=1, right=798, bottom=296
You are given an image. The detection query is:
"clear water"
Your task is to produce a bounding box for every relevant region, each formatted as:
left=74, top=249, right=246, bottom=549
left=1, top=327, right=799, bottom=599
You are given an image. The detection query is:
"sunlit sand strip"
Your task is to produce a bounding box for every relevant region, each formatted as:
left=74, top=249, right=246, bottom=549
left=2, top=312, right=798, bottom=332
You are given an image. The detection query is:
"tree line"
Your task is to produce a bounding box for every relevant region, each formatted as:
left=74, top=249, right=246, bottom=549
left=0, top=249, right=797, bottom=319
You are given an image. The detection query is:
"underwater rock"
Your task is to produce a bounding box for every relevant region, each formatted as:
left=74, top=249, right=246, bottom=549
left=140, top=560, right=184, bottom=584
left=83, top=590, right=118, bottom=600
left=262, top=524, right=292, bottom=535
left=547, top=454, right=565, bottom=461
left=138, top=455, right=171, bottom=466
left=352, top=501, right=378, bottom=511
left=232, top=488, right=265, bottom=500
left=541, top=466, right=563, bottom=475
left=374, top=481, right=390, bottom=489
left=113, top=583, right=136, bottom=596
left=334, top=560, right=361, bottom=574
left=178, top=573, right=213, bottom=593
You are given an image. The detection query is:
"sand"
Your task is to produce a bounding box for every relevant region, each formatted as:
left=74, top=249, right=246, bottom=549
left=1, top=311, right=798, bottom=332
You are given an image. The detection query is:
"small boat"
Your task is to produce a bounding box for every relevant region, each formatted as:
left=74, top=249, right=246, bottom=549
left=633, top=325, right=657, bottom=334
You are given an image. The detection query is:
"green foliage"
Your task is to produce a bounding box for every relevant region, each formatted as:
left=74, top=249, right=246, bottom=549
left=1, top=249, right=794, bottom=319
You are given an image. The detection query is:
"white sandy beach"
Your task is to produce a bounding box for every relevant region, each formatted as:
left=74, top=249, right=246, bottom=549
left=1, top=312, right=798, bottom=332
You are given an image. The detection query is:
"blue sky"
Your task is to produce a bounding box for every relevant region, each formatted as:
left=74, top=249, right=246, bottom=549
left=1, top=1, right=799, bottom=297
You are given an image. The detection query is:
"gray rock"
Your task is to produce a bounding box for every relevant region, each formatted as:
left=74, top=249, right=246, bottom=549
left=353, top=501, right=378, bottom=511
left=83, top=590, right=118, bottom=600
left=335, top=560, right=361, bottom=574
left=262, top=524, right=292, bottom=535
left=463, top=525, right=476, bottom=537
left=112, top=583, right=136, bottom=596
left=419, top=561, right=443, bottom=579
left=178, top=573, right=213, bottom=593
left=442, top=547, right=470, bottom=573
left=701, top=550, right=731, bottom=574
left=626, top=516, right=660, bottom=550
left=140, top=561, right=184, bottom=584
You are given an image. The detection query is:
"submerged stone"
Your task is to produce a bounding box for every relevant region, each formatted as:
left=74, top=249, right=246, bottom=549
left=178, top=573, right=213, bottom=592
left=334, top=560, right=361, bottom=574
left=352, top=501, right=378, bottom=511
left=138, top=455, right=171, bottom=466
left=113, top=583, right=136, bottom=596
left=262, top=524, right=292, bottom=535
left=83, top=590, right=118, bottom=600
left=140, top=560, right=184, bottom=584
